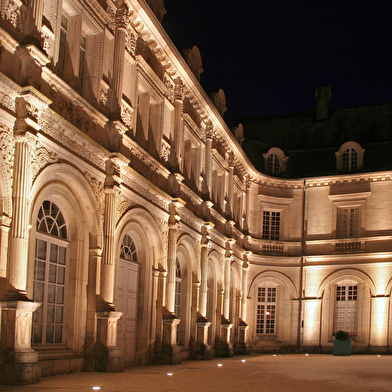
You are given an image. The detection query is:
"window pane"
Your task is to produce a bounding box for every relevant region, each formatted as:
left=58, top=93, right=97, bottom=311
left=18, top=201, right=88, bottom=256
left=50, top=244, right=58, bottom=263
left=35, top=260, right=46, bottom=281
left=55, top=305, right=63, bottom=323
left=57, top=286, right=64, bottom=305
left=47, top=304, right=55, bottom=323
left=34, top=304, right=43, bottom=323
left=49, top=264, right=57, bottom=284
left=46, top=324, right=54, bottom=344
left=47, top=284, right=56, bottom=303
left=36, top=240, right=47, bottom=260
left=33, top=324, right=42, bottom=344
left=58, top=266, right=65, bottom=285
left=55, top=325, right=63, bottom=344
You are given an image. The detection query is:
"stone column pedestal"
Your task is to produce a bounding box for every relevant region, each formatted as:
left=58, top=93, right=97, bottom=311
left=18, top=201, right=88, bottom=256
left=161, top=313, right=181, bottom=365
left=216, top=316, right=233, bottom=357
left=235, top=319, right=248, bottom=355
left=0, top=300, right=41, bottom=385
left=195, top=315, right=212, bottom=360
left=95, top=311, right=123, bottom=372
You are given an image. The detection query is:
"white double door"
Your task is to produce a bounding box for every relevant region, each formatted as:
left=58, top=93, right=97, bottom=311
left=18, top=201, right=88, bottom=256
left=117, top=259, right=139, bottom=365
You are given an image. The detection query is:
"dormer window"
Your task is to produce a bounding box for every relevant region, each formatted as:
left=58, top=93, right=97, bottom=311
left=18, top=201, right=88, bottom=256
left=343, top=148, right=357, bottom=171
left=263, top=148, right=288, bottom=175
left=336, top=142, right=364, bottom=172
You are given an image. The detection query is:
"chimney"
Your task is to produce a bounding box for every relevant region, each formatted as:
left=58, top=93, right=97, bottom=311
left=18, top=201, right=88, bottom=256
left=315, top=86, right=331, bottom=121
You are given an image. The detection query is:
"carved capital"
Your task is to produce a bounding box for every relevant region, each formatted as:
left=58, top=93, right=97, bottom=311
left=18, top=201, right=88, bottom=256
left=205, top=122, right=213, bottom=140
left=115, top=5, right=130, bottom=30
left=174, top=78, right=184, bottom=101
left=228, top=150, right=235, bottom=167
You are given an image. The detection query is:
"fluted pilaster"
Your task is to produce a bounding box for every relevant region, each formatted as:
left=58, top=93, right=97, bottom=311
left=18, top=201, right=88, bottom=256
left=8, top=132, right=35, bottom=295
left=199, top=224, right=211, bottom=317
left=110, top=5, right=128, bottom=118
left=166, top=202, right=180, bottom=314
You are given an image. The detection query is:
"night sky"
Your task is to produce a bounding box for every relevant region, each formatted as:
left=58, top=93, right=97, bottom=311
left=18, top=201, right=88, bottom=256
left=162, top=1, right=392, bottom=119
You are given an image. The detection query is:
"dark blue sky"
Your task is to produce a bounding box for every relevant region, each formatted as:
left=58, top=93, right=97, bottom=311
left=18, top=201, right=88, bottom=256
left=162, top=1, right=392, bottom=119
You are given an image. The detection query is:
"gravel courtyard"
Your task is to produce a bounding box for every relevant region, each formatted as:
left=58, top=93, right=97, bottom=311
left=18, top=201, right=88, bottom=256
left=3, top=354, right=392, bottom=391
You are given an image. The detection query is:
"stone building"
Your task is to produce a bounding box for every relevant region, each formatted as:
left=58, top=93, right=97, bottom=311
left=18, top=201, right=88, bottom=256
left=0, top=0, right=392, bottom=386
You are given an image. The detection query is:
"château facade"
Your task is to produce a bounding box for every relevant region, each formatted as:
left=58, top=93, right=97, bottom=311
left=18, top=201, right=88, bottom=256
left=1, top=0, right=392, bottom=385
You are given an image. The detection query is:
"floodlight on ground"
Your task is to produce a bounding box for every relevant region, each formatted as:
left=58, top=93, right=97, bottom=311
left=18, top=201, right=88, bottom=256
left=305, top=354, right=309, bottom=356
left=273, top=354, right=276, bottom=357
left=217, top=363, right=223, bottom=367
left=167, top=373, right=174, bottom=376
left=92, top=388, right=101, bottom=391
left=241, top=359, right=246, bottom=362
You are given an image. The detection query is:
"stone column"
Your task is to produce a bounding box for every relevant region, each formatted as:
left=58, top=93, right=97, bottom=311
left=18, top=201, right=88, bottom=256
left=153, top=269, right=166, bottom=356
left=95, top=156, right=125, bottom=372
left=241, top=253, right=250, bottom=322
left=223, top=241, right=235, bottom=321
left=172, top=78, right=184, bottom=173
left=202, top=122, right=213, bottom=198
left=196, top=234, right=212, bottom=360
left=227, top=151, right=234, bottom=219
left=237, top=253, right=250, bottom=353
left=216, top=240, right=234, bottom=357
left=244, top=175, right=251, bottom=234
left=8, top=133, right=36, bottom=296
left=162, top=201, right=181, bottom=364
left=85, top=247, right=102, bottom=371
left=301, top=298, right=322, bottom=352
left=25, top=0, right=44, bottom=36
left=1, top=96, right=42, bottom=385
left=110, top=3, right=128, bottom=119
left=199, top=224, right=211, bottom=317
left=370, top=296, right=389, bottom=350
left=0, top=215, right=11, bottom=278
left=166, top=203, right=180, bottom=314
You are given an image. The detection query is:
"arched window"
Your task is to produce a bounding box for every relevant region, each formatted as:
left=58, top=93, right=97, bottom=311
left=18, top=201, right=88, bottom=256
left=267, top=153, right=280, bottom=175
left=33, top=201, right=68, bottom=345
left=336, top=142, right=364, bottom=171
left=263, top=148, right=288, bottom=175
left=342, top=148, right=358, bottom=171
left=175, top=259, right=182, bottom=343
left=120, top=234, right=138, bottom=261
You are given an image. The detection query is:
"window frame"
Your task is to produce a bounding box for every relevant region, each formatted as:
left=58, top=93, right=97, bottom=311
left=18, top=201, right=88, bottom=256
left=263, top=148, right=288, bottom=175
left=256, top=286, right=277, bottom=335
left=336, top=141, right=365, bottom=172
left=32, top=201, right=70, bottom=347
left=329, top=194, right=368, bottom=239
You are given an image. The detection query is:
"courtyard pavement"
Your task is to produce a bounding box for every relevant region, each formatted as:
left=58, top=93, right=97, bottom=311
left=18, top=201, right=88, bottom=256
left=2, top=354, right=392, bottom=391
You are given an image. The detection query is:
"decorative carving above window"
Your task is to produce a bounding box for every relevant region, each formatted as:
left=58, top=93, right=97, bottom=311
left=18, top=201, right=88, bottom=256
left=336, top=141, right=365, bottom=171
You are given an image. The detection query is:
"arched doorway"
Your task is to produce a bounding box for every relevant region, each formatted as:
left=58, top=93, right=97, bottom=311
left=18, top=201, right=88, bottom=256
left=117, top=233, right=139, bottom=365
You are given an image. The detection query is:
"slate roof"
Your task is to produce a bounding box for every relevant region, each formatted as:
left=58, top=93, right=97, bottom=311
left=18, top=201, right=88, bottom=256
left=235, top=102, right=392, bottom=178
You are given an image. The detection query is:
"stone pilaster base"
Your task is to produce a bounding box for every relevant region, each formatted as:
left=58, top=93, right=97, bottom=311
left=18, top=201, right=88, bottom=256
left=0, top=300, right=41, bottom=385
left=216, top=317, right=233, bottom=357
left=161, top=344, right=181, bottom=365
left=95, top=311, right=123, bottom=372
left=235, top=320, right=248, bottom=355
left=161, top=314, right=181, bottom=364
left=94, top=346, right=123, bottom=372
left=0, top=349, right=41, bottom=385
left=215, top=340, right=234, bottom=357
left=193, top=315, right=212, bottom=360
